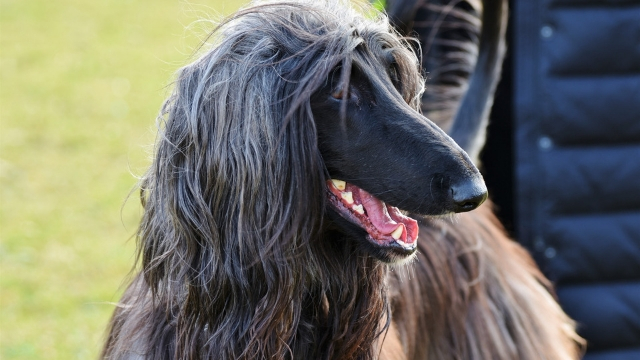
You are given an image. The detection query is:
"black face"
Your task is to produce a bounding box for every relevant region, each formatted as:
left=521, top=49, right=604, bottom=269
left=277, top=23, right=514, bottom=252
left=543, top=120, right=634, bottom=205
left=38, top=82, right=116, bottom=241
left=311, top=51, right=487, bottom=263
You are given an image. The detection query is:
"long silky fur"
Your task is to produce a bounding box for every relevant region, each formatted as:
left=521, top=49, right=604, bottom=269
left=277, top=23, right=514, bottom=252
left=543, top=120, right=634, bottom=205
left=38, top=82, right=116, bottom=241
left=103, top=1, right=416, bottom=359
left=102, top=0, right=584, bottom=359
left=387, top=0, right=483, bottom=133
left=387, top=0, right=504, bottom=163
left=387, top=202, right=584, bottom=359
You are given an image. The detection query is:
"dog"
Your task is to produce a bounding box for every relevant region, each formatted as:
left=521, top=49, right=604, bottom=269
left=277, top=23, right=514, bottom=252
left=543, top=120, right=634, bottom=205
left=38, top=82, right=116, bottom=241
left=102, top=1, right=583, bottom=358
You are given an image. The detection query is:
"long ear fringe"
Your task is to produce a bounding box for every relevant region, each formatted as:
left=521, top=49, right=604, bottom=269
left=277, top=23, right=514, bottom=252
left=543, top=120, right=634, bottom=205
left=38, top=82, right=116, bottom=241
left=127, top=2, right=406, bottom=358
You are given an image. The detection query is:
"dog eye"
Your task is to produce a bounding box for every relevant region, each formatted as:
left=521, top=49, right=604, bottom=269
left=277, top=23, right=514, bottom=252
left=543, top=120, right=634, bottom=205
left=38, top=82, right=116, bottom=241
left=388, top=63, right=403, bottom=94
left=331, top=89, right=348, bottom=100
left=389, top=63, right=399, bottom=82
left=331, top=88, right=360, bottom=104
left=332, top=87, right=358, bottom=102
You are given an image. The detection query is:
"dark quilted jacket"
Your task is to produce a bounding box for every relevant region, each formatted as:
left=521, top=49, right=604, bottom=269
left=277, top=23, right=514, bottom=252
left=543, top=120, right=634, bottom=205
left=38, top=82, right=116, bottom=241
left=511, top=0, right=640, bottom=358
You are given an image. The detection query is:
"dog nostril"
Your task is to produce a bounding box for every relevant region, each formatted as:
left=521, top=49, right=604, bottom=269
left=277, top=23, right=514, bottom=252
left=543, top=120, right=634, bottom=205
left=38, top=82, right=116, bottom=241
left=460, top=201, right=478, bottom=211
left=450, top=179, right=488, bottom=213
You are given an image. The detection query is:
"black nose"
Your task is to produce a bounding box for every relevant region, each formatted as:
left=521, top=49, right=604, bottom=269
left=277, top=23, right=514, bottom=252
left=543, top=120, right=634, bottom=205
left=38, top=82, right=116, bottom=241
left=450, top=177, right=488, bottom=213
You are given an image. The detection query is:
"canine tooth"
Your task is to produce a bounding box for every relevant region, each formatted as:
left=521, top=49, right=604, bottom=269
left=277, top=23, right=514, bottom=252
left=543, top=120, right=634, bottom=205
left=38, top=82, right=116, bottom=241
left=391, top=225, right=404, bottom=240
left=331, top=179, right=346, bottom=191
left=352, top=204, right=364, bottom=215
left=341, top=191, right=354, bottom=204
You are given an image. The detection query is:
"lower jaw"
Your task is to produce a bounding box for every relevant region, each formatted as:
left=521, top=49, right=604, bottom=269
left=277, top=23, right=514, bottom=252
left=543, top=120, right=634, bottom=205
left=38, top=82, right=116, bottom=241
left=363, top=233, right=418, bottom=263
left=325, top=205, right=419, bottom=263
left=326, top=193, right=417, bottom=251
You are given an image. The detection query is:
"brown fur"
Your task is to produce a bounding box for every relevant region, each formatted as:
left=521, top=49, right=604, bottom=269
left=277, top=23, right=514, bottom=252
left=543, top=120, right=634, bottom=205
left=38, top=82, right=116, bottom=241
left=101, top=1, right=584, bottom=359
left=105, top=203, right=585, bottom=359
left=382, top=201, right=584, bottom=359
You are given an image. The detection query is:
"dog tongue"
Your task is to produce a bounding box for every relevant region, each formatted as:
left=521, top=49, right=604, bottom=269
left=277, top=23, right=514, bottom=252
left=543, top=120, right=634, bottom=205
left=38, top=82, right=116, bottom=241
left=357, top=188, right=403, bottom=235
left=328, top=180, right=419, bottom=244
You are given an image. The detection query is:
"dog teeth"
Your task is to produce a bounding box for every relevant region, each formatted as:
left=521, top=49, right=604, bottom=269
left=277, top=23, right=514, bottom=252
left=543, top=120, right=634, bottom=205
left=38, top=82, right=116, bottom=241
left=391, top=225, right=404, bottom=240
left=352, top=204, right=364, bottom=215
left=341, top=191, right=354, bottom=205
left=395, top=238, right=414, bottom=249
left=331, top=179, right=346, bottom=191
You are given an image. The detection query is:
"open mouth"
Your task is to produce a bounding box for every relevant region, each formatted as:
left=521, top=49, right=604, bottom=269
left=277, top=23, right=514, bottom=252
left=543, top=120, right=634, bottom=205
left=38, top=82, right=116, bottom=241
left=326, top=179, right=419, bottom=251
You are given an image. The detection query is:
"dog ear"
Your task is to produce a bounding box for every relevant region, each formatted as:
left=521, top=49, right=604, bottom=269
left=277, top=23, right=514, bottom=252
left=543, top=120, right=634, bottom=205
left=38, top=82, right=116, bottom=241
left=448, top=0, right=507, bottom=163
left=138, top=49, right=328, bottom=288
left=135, top=20, right=336, bottom=356
left=385, top=0, right=422, bottom=35
left=387, top=0, right=508, bottom=165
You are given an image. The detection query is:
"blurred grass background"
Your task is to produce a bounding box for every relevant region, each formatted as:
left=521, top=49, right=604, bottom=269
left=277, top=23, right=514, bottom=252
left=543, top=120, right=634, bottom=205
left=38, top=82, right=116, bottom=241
left=0, top=0, right=247, bottom=358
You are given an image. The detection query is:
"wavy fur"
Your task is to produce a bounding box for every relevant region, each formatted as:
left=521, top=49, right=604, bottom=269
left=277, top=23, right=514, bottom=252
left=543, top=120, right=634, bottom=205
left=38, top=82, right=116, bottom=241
left=102, top=1, right=583, bottom=359
left=387, top=202, right=584, bottom=359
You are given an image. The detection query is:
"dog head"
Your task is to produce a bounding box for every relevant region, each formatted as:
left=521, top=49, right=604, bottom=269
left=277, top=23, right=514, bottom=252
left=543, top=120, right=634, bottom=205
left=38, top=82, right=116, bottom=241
left=307, top=7, right=487, bottom=263
left=134, top=2, right=487, bottom=357
left=142, top=1, right=487, bottom=289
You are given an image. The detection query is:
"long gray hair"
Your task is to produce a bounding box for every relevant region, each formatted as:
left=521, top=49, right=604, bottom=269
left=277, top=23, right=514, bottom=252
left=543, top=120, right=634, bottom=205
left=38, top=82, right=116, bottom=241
left=103, top=1, right=425, bottom=359
left=102, top=1, right=585, bottom=359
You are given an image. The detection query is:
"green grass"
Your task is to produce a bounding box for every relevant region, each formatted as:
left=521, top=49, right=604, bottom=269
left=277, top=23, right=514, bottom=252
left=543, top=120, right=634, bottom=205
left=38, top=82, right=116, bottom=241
left=0, top=0, right=247, bottom=358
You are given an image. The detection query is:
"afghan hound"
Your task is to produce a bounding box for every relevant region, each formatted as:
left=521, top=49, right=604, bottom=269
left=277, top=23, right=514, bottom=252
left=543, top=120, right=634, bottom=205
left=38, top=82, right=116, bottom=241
left=102, top=0, right=583, bottom=359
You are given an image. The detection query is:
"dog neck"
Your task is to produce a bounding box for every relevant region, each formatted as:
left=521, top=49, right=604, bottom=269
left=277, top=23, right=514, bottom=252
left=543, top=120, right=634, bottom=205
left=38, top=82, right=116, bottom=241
left=289, top=229, right=391, bottom=360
